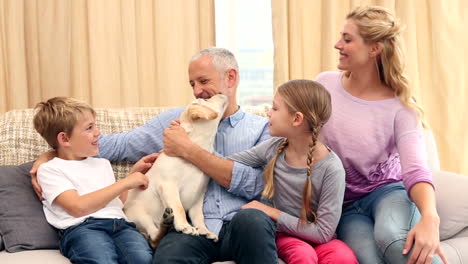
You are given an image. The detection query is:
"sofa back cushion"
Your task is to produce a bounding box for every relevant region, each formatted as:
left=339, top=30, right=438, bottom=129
left=0, top=106, right=270, bottom=179
left=0, top=162, right=59, bottom=252
left=0, top=107, right=168, bottom=179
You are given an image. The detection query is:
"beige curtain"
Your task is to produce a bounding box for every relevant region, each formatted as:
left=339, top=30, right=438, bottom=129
left=0, top=0, right=214, bottom=112
left=272, top=0, right=468, bottom=175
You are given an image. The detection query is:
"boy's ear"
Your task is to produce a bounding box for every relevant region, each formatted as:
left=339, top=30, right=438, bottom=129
left=56, top=132, right=71, bottom=147
left=292, top=112, right=304, bottom=127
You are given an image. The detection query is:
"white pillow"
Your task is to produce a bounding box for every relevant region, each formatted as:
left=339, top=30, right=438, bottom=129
left=433, top=170, right=468, bottom=240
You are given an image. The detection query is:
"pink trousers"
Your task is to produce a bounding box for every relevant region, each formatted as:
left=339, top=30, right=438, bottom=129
left=276, top=232, right=358, bottom=264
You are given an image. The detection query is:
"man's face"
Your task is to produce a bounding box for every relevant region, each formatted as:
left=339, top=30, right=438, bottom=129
left=188, top=56, right=228, bottom=99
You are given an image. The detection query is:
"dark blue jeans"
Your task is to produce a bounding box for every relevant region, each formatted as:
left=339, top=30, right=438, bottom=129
left=153, top=208, right=278, bottom=264
left=59, top=218, right=153, bottom=264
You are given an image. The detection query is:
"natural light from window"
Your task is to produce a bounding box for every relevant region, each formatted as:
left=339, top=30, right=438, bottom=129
left=215, top=0, right=274, bottom=107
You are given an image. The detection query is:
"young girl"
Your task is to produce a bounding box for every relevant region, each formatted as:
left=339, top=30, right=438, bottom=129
left=227, top=80, right=357, bottom=264
left=316, top=5, right=447, bottom=264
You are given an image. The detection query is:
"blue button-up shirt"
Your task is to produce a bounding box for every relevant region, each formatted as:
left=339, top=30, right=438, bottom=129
left=98, top=106, right=270, bottom=235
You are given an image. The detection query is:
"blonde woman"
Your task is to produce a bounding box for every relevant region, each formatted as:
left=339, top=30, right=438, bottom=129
left=226, top=80, right=357, bottom=263
left=316, top=6, right=447, bottom=264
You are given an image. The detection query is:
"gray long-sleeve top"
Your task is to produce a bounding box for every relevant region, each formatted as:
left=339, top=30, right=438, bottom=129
left=228, top=137, right=346, bottom=244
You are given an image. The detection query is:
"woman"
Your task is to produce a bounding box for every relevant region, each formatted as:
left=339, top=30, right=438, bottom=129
left=316, top=6, right=447, bottom=264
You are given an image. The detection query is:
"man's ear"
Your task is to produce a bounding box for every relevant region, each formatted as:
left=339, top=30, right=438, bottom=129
left=56, top=132, right=71, bottom=147
left=225, top=68, right=238, bottom=89
left=292, top=112, right=304, bottom=127
left=188, top=104, right=218, bottom=121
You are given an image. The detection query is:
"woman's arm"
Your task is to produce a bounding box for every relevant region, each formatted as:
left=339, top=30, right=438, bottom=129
left=404, top=183, right=448, bottom=263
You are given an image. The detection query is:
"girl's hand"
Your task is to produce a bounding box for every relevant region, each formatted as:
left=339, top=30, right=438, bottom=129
left=403, top=214, right=448, bottom=264
left=242, top=200, right=282, bottom=221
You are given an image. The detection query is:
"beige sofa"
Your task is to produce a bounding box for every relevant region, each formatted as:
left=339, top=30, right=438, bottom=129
left=0, top=106, right=467, bottom=263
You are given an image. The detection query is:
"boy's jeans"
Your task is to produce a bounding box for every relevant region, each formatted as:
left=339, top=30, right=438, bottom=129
left=337, top=182, right=442, bottom=264
left=59, top=217, right=153, bottom=264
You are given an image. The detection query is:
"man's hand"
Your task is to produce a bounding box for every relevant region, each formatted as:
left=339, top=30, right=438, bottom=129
left=163, top=120, right=194, bottom=158
left=30, top=151, right=57, bottom=200
left=403, top=214, right=448, bottom=264
left=129, top=152, right=160, bottom=174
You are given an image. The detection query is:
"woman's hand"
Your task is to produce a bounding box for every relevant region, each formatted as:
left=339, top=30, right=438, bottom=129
left=404, top=214, right=448, bottom=264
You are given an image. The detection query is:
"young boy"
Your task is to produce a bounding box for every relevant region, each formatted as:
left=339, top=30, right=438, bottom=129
left=33, top=97, right=154, bottom=264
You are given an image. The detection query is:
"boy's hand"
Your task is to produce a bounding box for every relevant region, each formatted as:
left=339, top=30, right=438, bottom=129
left=125, top=172, right=149, bottom=190
left=30, top=151, right=57, bottom=200
left=129, top=153, right=160, bottom=174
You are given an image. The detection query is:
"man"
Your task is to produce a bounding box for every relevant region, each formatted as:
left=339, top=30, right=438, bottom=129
left=31, top=47, right=277, bottom=264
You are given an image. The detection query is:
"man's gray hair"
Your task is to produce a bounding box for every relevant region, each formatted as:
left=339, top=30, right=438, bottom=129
left=191, top=47, right=239, bottom=74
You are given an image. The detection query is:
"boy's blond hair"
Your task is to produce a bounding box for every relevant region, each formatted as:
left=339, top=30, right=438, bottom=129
left=33, top=97, right=96, bottom=149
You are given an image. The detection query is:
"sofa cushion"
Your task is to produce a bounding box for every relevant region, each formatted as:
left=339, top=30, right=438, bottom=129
left=433, top=170, right=468, bottom=240
left=0, top=162, right=59, bottom=252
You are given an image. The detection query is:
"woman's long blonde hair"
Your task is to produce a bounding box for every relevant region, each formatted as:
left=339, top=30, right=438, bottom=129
left=346, top=6, right=425, bottom=126
left=262, top=80, right=331, bottom=225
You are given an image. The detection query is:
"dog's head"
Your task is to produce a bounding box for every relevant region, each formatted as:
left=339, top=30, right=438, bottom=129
left=186, top=94, right=228, bottom=122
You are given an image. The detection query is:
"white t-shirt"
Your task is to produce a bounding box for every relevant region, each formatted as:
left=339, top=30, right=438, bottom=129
left=37, top=157, right=127, bottom=229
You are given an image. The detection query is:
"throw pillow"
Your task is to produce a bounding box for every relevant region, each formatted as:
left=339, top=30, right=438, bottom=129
left=0, top=162, right=59, bottom=252
left=433, top=170, right=468, bottom=240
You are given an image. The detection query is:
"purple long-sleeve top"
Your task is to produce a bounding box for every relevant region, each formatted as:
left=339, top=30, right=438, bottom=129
left=316, top=71, right=433, bottom=203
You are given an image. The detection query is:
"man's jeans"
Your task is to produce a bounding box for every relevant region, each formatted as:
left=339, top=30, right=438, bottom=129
left=337, top=182, right=442, bottom=264
left=59, top=218, right=153, bottom=264
left=153, top=208, right=278, bottom=264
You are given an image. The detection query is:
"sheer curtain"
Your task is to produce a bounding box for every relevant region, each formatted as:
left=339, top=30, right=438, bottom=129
left=0, top=0, right=214, bottom=111
left=271, top=0, right=468, bottom=174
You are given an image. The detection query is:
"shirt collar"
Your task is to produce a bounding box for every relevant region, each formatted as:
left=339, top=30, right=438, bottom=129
left=224, top=106, right=245, bottom=127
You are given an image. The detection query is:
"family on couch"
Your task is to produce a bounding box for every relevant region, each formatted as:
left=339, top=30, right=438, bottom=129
left=29, top=6, right=446, bottom=264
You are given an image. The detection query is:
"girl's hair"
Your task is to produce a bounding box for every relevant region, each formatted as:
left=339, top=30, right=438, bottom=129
left=33, top=97, right=95, bottom=149
left=346, top=5, right=425, bottom=125
left=263, top=80, right=331, bottom=225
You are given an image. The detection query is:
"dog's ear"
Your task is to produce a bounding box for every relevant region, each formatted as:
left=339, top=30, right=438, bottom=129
left=188, top=104, right=218, bottom=120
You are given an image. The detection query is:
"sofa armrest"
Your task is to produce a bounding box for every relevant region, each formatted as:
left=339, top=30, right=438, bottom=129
left=432, top=170, right=468, bottom=240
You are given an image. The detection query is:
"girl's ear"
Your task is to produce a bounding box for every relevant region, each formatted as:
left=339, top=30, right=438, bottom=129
left=57, top=132, right=71, bottom=147
left=292, top=112, right=304, bottom=127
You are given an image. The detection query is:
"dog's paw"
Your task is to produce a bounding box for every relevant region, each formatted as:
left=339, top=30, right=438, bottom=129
left=196, top=226, right=218, bottom=242
left=205, top=232, right=219, bottom=242
left=175, top=222, right=199, bottom=236
left=162, top=207, right=174, bottom=226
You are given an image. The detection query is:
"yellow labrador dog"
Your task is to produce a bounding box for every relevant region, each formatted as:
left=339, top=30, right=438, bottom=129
left=124, top=94, right=228, bottom=248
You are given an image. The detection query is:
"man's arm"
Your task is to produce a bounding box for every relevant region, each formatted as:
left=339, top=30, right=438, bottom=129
left=98, top=107, right=184, bottom=162
left=163, top=126, right=234, bottom=188
left=163, top=121, right=270, bottom=193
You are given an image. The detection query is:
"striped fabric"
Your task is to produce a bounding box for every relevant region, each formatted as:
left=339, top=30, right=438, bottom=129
left=0, top=105, right=269, bottom=181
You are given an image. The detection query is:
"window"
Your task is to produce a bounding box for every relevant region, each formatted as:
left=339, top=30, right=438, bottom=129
left=215, top=0, right=274, bottom=106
